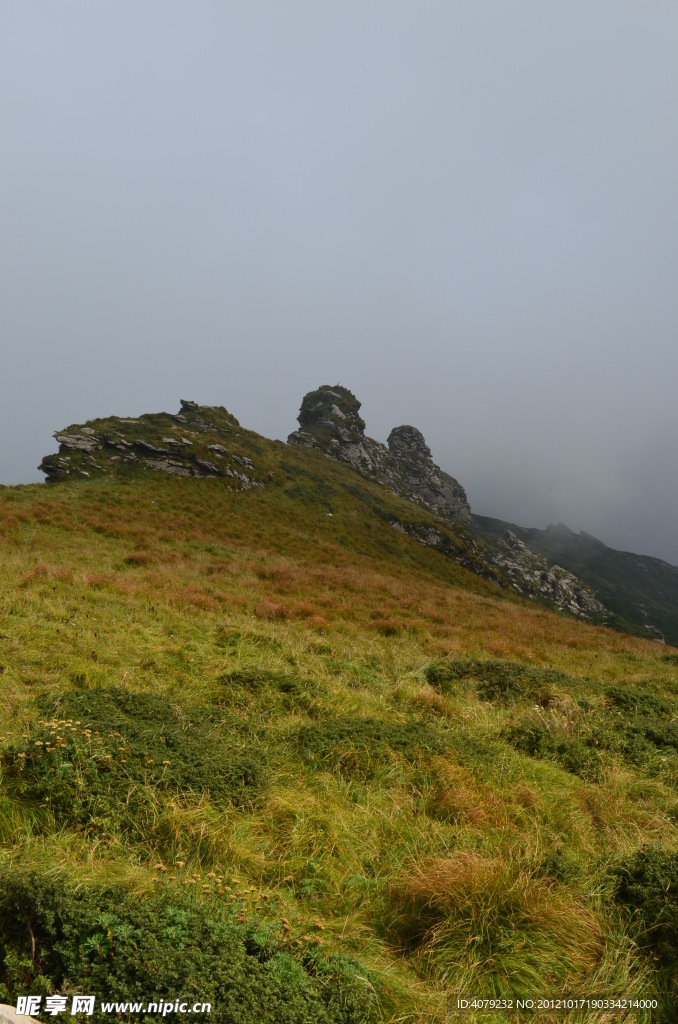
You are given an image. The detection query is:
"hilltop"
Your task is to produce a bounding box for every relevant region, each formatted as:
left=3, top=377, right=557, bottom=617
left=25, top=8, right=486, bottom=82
left=38, top=386, right=624, bottom=630
left=0, top=386, right=674, bottom=1020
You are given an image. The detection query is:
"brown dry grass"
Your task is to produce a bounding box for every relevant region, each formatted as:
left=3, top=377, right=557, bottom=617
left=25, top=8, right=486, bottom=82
left=389, top=851, right=605, bottom=992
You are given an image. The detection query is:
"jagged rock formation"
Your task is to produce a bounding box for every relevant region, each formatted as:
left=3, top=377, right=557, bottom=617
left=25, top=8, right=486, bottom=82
left=39, top=400, right=264, bottom=489
left=387, top=425, right=471, bottom=525
left=288, top=385, right=471, bottom=524
left=389, top=517, right=503, bottom=583
left=286, top=386, right=614, bottom=619
left=490, top=530, right=610, bottom=618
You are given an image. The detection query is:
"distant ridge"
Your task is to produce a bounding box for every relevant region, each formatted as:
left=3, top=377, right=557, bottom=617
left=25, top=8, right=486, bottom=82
left=473, top=514, right=678, bottom=646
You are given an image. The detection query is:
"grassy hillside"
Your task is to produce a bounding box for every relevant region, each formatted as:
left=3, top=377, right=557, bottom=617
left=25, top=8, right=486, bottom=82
left=473, top=515, right=678, bottom=647
left=1, top=443, right=678, bottom=1022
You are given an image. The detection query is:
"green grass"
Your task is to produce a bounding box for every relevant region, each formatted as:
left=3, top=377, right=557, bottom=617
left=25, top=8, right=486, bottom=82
left=2, top=440, right=678, bottom=1021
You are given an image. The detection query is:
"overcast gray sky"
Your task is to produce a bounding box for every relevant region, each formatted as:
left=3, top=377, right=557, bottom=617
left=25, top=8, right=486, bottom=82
left=2, top=2, right=677, bottom=562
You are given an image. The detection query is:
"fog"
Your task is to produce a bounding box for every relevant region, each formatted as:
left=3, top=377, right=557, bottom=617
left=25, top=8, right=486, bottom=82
left=2, top=2, right=677, bottom=562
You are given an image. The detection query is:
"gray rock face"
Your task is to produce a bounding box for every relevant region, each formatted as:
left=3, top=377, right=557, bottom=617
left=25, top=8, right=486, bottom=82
left=54, top=432, right=100, bottom=452
left=386, top=425, right=470, bottom=525
left=490, top=530, right=610, bottom=619
left=390, top=518, right=444, bottom=548
left=288, top=385, right=471, bottom=525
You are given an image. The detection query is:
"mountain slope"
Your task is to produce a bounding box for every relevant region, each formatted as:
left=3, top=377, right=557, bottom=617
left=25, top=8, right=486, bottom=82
left=1, top=402, right=678, bottom=1019
left=37, top=387, right=678, bottom=643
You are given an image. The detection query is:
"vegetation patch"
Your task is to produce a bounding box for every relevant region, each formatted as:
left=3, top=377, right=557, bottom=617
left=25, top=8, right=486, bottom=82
left=292, top=716, right=445, bottom=777
left=214, top=627, right=282, bottom=652
left=612, top=847, right=678, bottom=969
left=611, top=846, right=678, bottom=1017
left=500, top=683, right=678, bottom=782
left=218, top=668, right=321, bottom=714
left=1, top=689, right=265, bottom=838
left=384, top=852, right=603, bottom=997
left=606, top=685, right=674, bottom=719
left=597, top=686, right=678, bottom=769
left=501, top=722, right=603, bottom=782
left=425, top=658, right=573, bottom=706
left=0, top=871, right=379, bottom=1024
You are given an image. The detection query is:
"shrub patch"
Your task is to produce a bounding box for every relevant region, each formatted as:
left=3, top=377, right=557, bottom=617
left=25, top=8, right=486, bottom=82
left=425, top=659, right=572, bottom=706
left=501, top=723, right=602, bottom=782
left=1, top=689, right=265, bottom=837
left=218, top=669, right=320, bottom=714
left=612, top=847, right=678, bottom=970
left=0, top=872, right=379, bottom=1024
left=292, top=716, right=445, bottom=777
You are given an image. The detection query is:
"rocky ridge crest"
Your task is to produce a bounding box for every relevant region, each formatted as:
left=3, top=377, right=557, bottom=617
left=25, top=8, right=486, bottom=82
left=38, top=386, right=613, bottom=625
left=492, top=530, right=609, bottom=619
left=39, top=400, right=264, bottom=489
left=287, top=385, right=612, bottom=620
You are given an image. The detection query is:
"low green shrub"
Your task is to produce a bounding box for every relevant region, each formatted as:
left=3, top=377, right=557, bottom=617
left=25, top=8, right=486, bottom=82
left=293, top=716, right=444, bottom=778
left=612, top=847, right=678, bottom=971
left=500, top=682, right=678, bottom=782
left=502, top=723, right=602, bottom=782
left=220, top=668, right=308, bottom=696
left=1, top=689, right=265, bottom=838
left=606, top=685, right=674, bottom=718
left=598, top=686, right=678, bottom=770
left=0, top=871, right=379, bottom=1023
left=425, top=659, right=571, bottom=706
left=218, top=669, right=320, bottom=714
left=535, top=848, right=579, bottom=883
left=214, top=628, right=282, bottom=652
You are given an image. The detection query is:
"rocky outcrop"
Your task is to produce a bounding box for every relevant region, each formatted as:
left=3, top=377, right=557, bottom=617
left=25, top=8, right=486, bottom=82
left=286, top=386, right=606, bottom=614
left=643, top=624, right=666, bottom=643
left=387, top=425, right=470, bottom=524
left=39, top=400, right=264, bottom=490
left=288, top=385, right=471, bottom=524
left=490, top=530, right=610, bottom=619
left=389, top=517, right=504, bottom=583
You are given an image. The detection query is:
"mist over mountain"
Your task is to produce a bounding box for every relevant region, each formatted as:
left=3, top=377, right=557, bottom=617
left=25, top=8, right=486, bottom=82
left=3, top=3, right=678, bottom=564
left=4, top=4, right=678, bottom=1015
